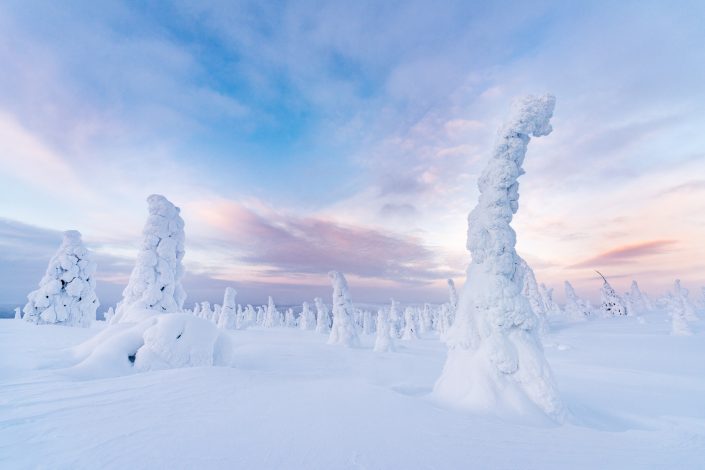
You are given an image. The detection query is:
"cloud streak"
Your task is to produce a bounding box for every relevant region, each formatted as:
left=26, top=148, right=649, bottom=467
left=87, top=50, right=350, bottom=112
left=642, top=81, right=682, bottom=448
left=569, top=240, right=678, bottom=269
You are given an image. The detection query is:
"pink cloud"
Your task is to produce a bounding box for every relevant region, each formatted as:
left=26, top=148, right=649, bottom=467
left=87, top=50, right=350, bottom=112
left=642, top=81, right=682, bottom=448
left=569, top=239, right=678, bottom=269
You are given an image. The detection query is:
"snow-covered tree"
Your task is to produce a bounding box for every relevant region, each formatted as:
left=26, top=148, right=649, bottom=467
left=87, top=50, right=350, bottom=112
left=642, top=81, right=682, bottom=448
left=298, top=301, right=315, bottom=330
left=112, top=195, right=186, bottom=323
left=263, top=296, right=280, bottom=328
left=401, top=307, right=419, bottom=340
left=314, top=297, right=330, bottom=334
left=597, top=272, right=627, bottom=316
left=419, top=303, right=432, bottom=335
left=374, top=308, right=395, bottom=353
left=627, top=281, right=651, bottom=315
left=104, top=307, right=115, bottom=323
left=674, top=279, right=698, bottom=321
left=540, top=283, right=562, bottom=317
left=217, top=287, right=238, bottom=329
left=200, top=301, right=212, bottom=321
left=520, top=259, right=546, bottom=318
left=664, top=292, right=692, bottom=336
left=191, top=302, right=201, bottom=318
left=244, top=304, right=257, bottom=327
left=438, top=303, right=452, bottom=340
left=327, top=271, right=359, bottom=347
left=23, top=230, right=99, bottom=327
left=563, top=281, right=590, bottom=320
left=284, top=308, right=296, bottom=328
left=362, top=310, right=375, bottom=335
left=14, top=307, right=21, bottom=320
left=388, top=298, right=401, bottom=338
left=434, top=94, right=564, bottom=421
left=447, top=279, right=458, bottom=318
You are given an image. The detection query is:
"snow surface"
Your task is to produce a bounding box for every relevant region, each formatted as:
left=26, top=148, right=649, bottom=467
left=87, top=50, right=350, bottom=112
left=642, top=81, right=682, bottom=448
left=1, top=312, right=704, bottom=469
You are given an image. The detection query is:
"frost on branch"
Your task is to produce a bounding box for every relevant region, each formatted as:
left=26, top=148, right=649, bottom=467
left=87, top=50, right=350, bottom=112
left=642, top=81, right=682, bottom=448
left=434, top=94, right=565, bottom=422
left=23, top=230, right=99, bottom=327
left=112, top=195, right=186, bottom=323
left=327, top=271, right=359, bottom=347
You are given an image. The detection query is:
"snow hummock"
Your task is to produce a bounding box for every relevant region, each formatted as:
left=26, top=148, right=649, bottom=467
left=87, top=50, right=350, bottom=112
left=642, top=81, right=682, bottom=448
left=434, top=94, right=565, bottom=422
left=23, top=230, right=99, bottom=327
left=112, top=195, right=186, bottom=323
left=327, top=271, right=359, bottom=347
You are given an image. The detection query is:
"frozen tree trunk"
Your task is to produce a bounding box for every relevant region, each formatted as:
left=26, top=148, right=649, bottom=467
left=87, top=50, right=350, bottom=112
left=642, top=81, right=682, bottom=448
left=23, top=230, right=99, bottom=327
left=401, top=307, right=419, bottom=340
left=434, top=94, right=564, bottom=422
left=112, top=195, right=186, bottom=323
left=597, top=272, right=626, bottom=316
left=327, top=271, right=359, bottom=347
left=217, top=287, right=237, bottom=329
left=314, top=297, right=330, bottom=334
left=374, top=308, right=395, bottom=352
left=298, top=302, right=315, bottom=330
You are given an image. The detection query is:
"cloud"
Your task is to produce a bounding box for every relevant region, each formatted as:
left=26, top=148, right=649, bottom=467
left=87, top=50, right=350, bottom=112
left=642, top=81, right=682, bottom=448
left=569, top=240, right=678, bottom=269
left=658, top=180, right=705, bottom=196
left=379, top=203, right=417, bottom=218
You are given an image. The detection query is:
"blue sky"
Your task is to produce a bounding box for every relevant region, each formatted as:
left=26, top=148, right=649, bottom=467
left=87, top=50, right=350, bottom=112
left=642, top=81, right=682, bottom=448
left=1, top=0, right=704, bottom=308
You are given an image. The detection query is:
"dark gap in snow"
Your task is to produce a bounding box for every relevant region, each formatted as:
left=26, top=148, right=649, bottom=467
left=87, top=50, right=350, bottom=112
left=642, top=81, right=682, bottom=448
left=128, top=354, right=136, bottom=364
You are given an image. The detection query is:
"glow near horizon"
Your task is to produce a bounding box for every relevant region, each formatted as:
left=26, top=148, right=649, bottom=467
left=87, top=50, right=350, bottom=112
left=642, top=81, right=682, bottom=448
left=0, top=0, right=704, bottom=306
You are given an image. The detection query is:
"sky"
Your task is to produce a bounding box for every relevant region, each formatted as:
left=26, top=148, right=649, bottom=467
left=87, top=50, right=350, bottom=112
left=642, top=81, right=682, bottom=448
left=1, top=0, right=704, bottom=309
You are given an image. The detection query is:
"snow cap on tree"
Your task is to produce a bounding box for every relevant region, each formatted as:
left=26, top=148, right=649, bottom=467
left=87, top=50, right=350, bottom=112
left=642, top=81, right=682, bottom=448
left=597, top=271, right=626, bottom=316
left=23, top=230, right=99, bottom=327
left=434, top=94, right=564, bottom=422
left=327, top=271, right=359, bottom=347
left=112, top=195, right=186, bottom=323
left=314, top=297, right=330, bottom=334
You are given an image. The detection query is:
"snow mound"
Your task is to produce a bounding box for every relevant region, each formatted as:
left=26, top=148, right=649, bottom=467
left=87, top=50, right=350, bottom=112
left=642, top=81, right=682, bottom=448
left=66, top=312, right=235, bottom=378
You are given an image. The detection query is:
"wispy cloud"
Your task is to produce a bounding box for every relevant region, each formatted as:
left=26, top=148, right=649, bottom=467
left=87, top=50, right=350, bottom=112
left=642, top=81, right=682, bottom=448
left=569, top=240, right=678, bottom=269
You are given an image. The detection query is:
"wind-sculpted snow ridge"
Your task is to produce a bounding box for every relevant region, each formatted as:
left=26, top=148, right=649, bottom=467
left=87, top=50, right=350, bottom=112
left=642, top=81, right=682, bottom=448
left=61, top=313, right=235, bottom=378
left=23, top=230, right=99, bottom=327
left=112, top=195, right=186, bottom=324
left=434, top=94, right=565, bottom=423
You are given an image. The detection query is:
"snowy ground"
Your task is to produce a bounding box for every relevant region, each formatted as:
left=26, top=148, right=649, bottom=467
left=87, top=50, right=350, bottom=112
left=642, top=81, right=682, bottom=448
left=1, top=312, right=704, bottom=469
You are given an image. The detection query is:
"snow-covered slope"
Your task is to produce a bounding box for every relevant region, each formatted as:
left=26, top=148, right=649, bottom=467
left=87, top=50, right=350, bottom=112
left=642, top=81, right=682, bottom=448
left=0, top=312, right=704, bottom=469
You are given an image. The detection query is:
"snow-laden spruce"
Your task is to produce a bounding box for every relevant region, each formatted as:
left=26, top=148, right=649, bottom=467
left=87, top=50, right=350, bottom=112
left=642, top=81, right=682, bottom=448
left=104, top=307, right=115, bottom=323
left=112, top=195, right=186, bottom=324
left=314, top=297, right=330, bottom=334
left=298, top=301, right=315, bottom=330
left=597, top=272, right=626, bottom=316
left=284, top=308, right=296, bottom=328
left=217, top=287, right=237, bottom=329
left=540, top=284, right=562, bottom=317
left=627, top=281, right=653, bottom=315
left=447, top=279, right=458, bottom=319
left=388, top=298, right=401, bottom=338
left=23, top=230, right=99, bottom=327
left=663, top=292, right=692, bottom=336
left=564, top=281, right=591, bottom=320
left=434, top=94, right=565, bottom=422
left=327, top=271, right=359, bottom=347
left=264, top=296, right=281, bottom=328
left=14, top=307, right=21, bottom=320
left=401, top=307, right=419, bottom=340
left=374, top=308, right=395, bottom=352
left=673, top=279, right=698, bottom=321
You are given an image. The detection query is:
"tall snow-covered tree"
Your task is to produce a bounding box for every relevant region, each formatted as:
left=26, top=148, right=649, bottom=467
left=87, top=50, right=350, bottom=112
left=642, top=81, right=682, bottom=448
left=374, top=308, right=395, bottom=353
left=434, top=94, right=564, bottom=421
left=627, top=281, right=651, bottom=315
left=362, top=310, right=375, bottom=335
left=419, top=303, right=432, bottom=335
left=104, top=307, right=115, bottom=323
left=284, top=308, right=296, bottom=328
left=217, top=287, right=238, bottom=329
left=388, top=298, right=401, bottom=338
left=663, top=292, right=692, bottom=336
left=244, top=304, right=257, bottom=327
left=597, top=272, right=626, bottom=316
left=23, top=230, right=99, bottom=327
left=327, top=271, right=359, bottom=347
left=14, top=307, right=21, bottom=320
left=112, top=195, right=186, bottom=323
left=314, top=297, right=330, bottom=334
left=520, top=259, right=546, bottom=318
left=540, top=283, right=562, bottom=317
left=298, top=301, right=315, bottom=330
left=401, top=307, right=419, bottom=340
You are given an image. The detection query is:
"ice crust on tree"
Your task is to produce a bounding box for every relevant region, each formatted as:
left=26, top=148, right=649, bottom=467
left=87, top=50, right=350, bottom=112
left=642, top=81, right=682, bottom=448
left=112, top=195, right=186, bottom=324
left=23, top=230, right=99, bottom=327
left=434, top=94, right=565, bottom=422
left=327, top=271, right=359, bottom=347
